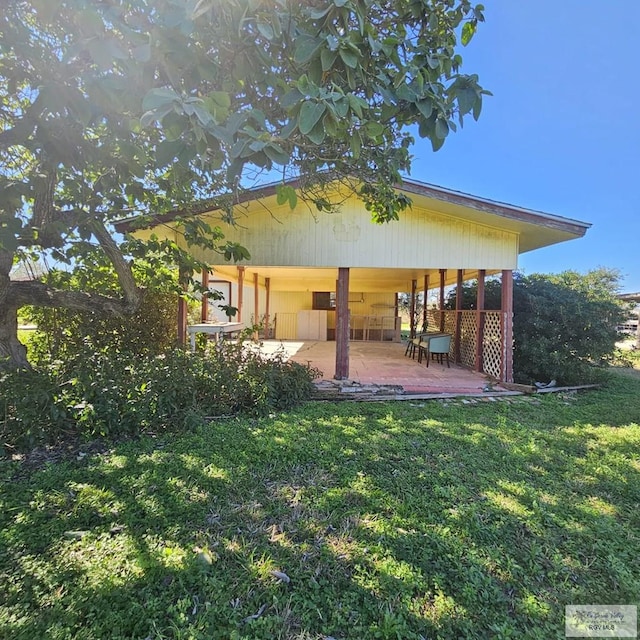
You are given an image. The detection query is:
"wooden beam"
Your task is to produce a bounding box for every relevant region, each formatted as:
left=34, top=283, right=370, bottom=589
left=422, top=274, right=429, bottom=332
left=334, top=267, right=350, bottom=380
left=501, top=269, right=514, bottom=383
left=409, top=279, right=417, bottom=339
left=264, top=277, right=271, bottom=339
left=439, top=269, right=446, bottom=331
left=475, top=269, right=486, bottom=372
left=177, top=266, right=188, bottom=346
left=200, top=268, right=209, bottom=323
left=454, top=269, right=463, bottom=363
left=237, top=266, right=245, bottom=322
left=253, top=272, right=259, bottom=339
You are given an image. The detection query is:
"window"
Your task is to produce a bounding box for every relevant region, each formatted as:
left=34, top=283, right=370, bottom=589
left=312, top=292, right=336, bottom=310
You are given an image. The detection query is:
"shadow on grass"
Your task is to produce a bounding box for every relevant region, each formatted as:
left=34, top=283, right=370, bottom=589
left=1, top=374, right=639, bottom=639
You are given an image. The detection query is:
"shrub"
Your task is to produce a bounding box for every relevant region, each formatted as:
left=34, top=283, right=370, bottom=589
left=0, top=343, right=320, bottom=453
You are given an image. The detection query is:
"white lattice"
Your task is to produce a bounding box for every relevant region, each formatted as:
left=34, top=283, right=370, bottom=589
left=459, top=311, right=477, bottom=368
left=483, top=312, right=502, bottom=379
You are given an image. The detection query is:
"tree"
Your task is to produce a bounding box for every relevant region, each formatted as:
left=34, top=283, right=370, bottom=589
left=1, top=0, right=488, bottom=369
left=446, top=269, right=627, bottom=384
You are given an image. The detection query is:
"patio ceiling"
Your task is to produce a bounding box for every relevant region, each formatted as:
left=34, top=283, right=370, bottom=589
left=209, top=265, right=499, bottom=292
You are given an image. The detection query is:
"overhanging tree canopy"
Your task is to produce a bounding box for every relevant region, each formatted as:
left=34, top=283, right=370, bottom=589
left=0, top=0, right=488, bottom=368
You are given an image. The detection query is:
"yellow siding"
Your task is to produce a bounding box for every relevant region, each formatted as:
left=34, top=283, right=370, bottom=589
left=199, top=195, right=518, bottom=270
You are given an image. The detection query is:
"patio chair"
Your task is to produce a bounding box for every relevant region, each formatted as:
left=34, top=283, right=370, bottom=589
left=418, top=334, right=451, bottom=368
left=405, top=333, right=427, bottom=359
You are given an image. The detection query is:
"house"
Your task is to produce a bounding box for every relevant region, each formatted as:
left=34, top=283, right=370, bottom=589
left=116, top=178, right=590, bottom=383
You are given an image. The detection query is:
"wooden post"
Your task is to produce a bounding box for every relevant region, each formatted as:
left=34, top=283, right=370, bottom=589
left=455, top=269, right=463, bottom=363
left=501, top=269, right=514, bottom=383
left=475, top=269, right=486, bottom=373
left=439, top=269, right=446, bottom=332
left=177, top=266, right=188, bottom=346
left=253, top=272, right=259, bottom=339
left=422, top=274, right=429, bottom=332
left=200, top=268, right=209, bottom=323
left=334, top=267, right=350, bottom=380
left=264, top=277, right=271, bottom=339
left=409, top=279, right=417, bottom=339
left=237, top=266, right=245, bottom=323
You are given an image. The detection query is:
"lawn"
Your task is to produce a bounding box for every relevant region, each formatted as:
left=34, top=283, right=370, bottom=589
left=1, top=372, right=639, bottom=639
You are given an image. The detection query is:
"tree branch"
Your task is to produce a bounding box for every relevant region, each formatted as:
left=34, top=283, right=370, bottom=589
left=87, top=217, right=141, bottom=311
left=9, top=280, right=139, bottom=316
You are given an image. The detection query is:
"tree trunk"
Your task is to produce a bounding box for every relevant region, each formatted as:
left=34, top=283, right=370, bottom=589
left=0, top=304, right=30, bottom=370
left=0, top=248, right=30, bottom=370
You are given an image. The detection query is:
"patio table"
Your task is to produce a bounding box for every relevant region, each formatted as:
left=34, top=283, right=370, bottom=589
left=187, top=322, right=244, bottom=351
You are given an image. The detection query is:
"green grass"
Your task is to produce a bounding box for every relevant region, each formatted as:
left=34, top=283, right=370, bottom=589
left=1, top=373, right=639, bottom=639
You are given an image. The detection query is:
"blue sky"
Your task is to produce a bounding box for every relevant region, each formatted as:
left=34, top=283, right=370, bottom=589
left=410, top=0, right=640, bottom=293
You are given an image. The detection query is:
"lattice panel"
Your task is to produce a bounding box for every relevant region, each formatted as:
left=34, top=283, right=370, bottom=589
left=482, top=311, right=502, bottom=379
left=459, top=311, right=477, bottom=368
left=425, top=309, right=443, bottom=332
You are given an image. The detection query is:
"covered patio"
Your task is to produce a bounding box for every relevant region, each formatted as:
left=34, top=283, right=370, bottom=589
left=256, top=339, right=505, bottom=395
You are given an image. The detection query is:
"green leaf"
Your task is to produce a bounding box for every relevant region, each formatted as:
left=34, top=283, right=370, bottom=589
left=256, top=21, right=274, bottom=40
left=142, top=88, right=180, bottom=112
left=457, top=86, right=476, bottom=116
left=416, top=100, right=433, bottom=120
left=473, top=96, right=483, bottom=121
left=132, top=43, right=151, bottom=62
left=276, top=185, right=298, bottom=209
left=461, top=21, right=477, bottom=46
left=435, top=118, right=449, bottom=140
left=264, top=143, right=289, bottom=165
left=294, top=35, right=323, bottom=64
left=208, top=91, right=231, bottom=109
left=364, top=121, right=385, bottom=138
left=299, top=101, right=326, bottom=135
left=350, top=130, right=362, bottom=159
left=306, top=120, right=326, bottom=144
left=339, top=48, right=359, bottom=69
left=321, top=47, right=338, bottom=72
left=155, top=140, right=184, bottom=166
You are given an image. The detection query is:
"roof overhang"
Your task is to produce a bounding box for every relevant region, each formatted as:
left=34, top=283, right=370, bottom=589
left=115, top=176, right=591, bottom=256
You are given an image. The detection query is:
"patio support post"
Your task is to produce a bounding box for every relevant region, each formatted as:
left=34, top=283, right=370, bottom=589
left=422, top=275, right=429, bottom=332
left=475, top=269, right=486, bottom=373
left=410, top=279, right=417, bottom=339
left=264, top=277, right=271, bottom=339
left=200, top=268, right=209, bottom=322
left=334, top=267, right=350, bottom=380
left=177, top=266, right=188, bottom=346
left=439, top=269, right=446, bottom=331
left=501, top=269, right=514, bottom=383
left=455, top=269, right=463, bottom=363
left=237, top=266, right=245, bottom=322
left=253, top=272, right=259, bottom=339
